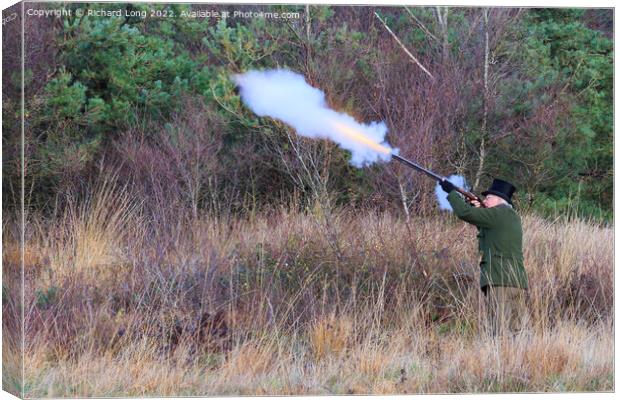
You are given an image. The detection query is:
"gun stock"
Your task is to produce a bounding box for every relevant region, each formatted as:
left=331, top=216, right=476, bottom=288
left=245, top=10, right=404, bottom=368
left=455, top=188, right=485, bottom=207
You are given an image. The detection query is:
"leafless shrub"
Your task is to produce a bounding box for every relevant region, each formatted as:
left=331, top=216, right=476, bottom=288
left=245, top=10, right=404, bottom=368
left=113, top=96, right=232, bottom=219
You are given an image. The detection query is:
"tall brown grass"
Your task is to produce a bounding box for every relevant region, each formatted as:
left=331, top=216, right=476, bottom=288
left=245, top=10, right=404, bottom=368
left=5, top=183, right=613, bottom=396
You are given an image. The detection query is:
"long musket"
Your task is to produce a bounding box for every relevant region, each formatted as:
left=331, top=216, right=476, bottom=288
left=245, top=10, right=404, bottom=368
left=391, top=154, right=485, bottom=207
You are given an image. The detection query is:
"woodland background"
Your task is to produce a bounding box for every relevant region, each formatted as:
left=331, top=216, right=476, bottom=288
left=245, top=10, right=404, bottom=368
left=2, top=4, right=613, bottom=220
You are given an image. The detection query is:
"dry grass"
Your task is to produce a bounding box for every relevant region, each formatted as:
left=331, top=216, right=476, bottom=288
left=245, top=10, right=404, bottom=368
left=3, top=185, right=613, bottom=396
left=20, top=319, right=613, bottom=396
left=309, top=313, right=353, bottom=360
left=45, top=178, right=141, bottom=281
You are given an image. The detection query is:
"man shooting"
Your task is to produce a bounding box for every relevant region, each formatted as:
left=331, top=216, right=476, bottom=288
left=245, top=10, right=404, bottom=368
left=440, top=178, right=529, bottom=336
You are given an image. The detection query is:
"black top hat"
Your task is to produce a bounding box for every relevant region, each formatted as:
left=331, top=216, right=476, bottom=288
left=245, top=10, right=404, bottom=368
left=482, top=179, right=516, bottom=205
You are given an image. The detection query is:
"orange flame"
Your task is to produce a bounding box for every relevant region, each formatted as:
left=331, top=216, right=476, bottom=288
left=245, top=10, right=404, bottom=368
left=331, top=121, right=392, bottom=155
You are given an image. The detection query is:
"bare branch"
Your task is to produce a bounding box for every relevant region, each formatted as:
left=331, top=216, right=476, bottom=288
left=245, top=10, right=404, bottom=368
left=405, top=7, right=439, bottom=43
left=374, top=12, right=435, bottom=81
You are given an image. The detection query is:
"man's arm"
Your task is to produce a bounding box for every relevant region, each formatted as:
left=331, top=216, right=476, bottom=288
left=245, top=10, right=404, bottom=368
left=447, top=190, right=499, bottom=228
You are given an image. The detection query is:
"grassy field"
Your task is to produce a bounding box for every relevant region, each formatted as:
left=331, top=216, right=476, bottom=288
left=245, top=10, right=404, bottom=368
left=3, top=183, right=613, bottom=396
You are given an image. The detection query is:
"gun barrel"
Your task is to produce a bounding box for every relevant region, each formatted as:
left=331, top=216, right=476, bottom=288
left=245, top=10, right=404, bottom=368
left=391, top=153, right=486, bottom=207
left=391, top=154, right=445, bottom=182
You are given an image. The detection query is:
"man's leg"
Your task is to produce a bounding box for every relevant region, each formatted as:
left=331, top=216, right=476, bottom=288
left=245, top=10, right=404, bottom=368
left=484, top=286, right=503, bottom=336
left=484, top=286, right=513, bottom=336
left=504, top=287, right=529, bottom=334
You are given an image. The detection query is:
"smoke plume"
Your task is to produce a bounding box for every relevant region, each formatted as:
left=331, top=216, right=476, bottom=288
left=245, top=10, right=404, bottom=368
left=435, top=175, right=469, bottom=212
left=233, top=69, right=396, bottom=167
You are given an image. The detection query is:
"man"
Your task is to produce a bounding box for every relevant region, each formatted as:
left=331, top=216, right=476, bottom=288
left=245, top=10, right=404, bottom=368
left=440, top=178, right=529, bottom=336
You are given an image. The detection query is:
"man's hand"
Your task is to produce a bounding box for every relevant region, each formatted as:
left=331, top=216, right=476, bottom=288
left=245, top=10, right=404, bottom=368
left=469, top=199, right=482, bottom=208
left=440, top=179, right=456, bottom=194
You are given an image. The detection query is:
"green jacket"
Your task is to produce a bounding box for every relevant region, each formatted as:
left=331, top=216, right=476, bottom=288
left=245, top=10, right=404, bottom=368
left=447, top=191, right=528, bottom=290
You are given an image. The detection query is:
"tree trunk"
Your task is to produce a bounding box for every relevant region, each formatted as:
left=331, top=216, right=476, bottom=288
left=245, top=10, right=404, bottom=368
left=398, top=179, right=411, bottom=222
left=305, top=5, right=311, bottom=40
left=474, top=8, right=489, bottom=191
left=436, top=6, right=449, bottom=63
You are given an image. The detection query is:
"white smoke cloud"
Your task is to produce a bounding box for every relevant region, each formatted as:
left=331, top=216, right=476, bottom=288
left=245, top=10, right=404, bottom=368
left=435, top=175, right=469, bottom=212
left=233, top=69, right=396, bottom=167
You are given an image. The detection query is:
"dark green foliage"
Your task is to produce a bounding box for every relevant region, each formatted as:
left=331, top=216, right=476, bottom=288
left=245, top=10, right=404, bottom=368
left=490, top=9, right=613, bottom=220
left=60, top=5, right=204, bottom=128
